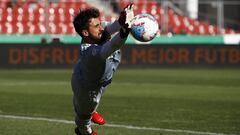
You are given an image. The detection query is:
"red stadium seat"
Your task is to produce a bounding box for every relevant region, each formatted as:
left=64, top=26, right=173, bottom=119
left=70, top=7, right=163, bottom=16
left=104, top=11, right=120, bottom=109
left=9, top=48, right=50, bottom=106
left=69, top=22, right=75, bottom=35
left=23, top=22, right=31, bottom=34
left=0, top=0, right=238, bottom=35
left=119, top=0, right=131, bottom=9
left=11, top=22, right=18, bottom=34
left=0, top=8, right=4, bottom=23
left=58, top=22, right=67, bottom=34
left=1, top=7, right=11, bottom=22
left=146, top=1, right=157, bottom=14
left=5, top=22, right=13, bottom=34
left=0, top=22, right=7, bottom=34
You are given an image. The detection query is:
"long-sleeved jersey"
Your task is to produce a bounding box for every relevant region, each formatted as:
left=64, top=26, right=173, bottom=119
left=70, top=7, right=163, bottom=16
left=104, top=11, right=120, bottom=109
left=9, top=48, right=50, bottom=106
left=72, top=21, right=126, bottom=88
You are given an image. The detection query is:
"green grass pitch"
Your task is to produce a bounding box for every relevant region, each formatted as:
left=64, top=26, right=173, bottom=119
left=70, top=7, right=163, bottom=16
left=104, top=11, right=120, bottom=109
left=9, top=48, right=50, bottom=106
left=0, top=69, right=240, bottom=135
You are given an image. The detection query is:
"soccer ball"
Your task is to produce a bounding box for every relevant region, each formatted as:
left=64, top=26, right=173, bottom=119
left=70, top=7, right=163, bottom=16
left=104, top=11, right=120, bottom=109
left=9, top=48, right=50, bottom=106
left=131, top=13, right=159, bottom=42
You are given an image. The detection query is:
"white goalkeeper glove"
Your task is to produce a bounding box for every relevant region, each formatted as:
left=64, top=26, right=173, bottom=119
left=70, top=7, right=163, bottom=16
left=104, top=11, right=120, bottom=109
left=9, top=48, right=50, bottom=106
left=118, top=4, right=135, bottom=29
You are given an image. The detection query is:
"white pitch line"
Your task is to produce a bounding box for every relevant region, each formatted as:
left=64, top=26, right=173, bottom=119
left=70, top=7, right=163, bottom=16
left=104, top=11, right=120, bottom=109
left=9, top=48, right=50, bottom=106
left=0, top=81, right=68, bottom=86
left=1, top=81, right=239, bottom=90
left=0, top=114, right=236, bottom=135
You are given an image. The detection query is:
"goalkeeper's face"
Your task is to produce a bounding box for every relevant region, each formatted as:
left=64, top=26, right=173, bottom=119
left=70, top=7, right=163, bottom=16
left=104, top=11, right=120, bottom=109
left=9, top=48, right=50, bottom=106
left=85, top=18, right=104, bottom=43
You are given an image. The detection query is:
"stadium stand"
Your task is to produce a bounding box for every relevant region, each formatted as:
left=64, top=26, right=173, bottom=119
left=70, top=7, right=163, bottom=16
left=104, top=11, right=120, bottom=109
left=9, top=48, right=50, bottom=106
left=119, top=0, right=237, bottom=35
left=0, top=0, right=237, bottom=35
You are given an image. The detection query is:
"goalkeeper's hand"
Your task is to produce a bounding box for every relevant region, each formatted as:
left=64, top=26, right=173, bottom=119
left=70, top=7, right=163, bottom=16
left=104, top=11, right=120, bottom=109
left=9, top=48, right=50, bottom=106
left=118, top=4, right=134, bottom=38
left=118, top=4, right=135, bottom=29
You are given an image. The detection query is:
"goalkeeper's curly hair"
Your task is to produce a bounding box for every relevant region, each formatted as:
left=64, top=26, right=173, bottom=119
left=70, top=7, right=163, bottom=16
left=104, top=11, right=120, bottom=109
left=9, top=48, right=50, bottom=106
left=73, top=8, right=100, bottom=37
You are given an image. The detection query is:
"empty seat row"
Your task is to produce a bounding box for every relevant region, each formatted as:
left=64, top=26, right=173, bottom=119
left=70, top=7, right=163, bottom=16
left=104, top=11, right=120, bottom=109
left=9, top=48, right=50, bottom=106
left=0, top=0, right=237, bottom=35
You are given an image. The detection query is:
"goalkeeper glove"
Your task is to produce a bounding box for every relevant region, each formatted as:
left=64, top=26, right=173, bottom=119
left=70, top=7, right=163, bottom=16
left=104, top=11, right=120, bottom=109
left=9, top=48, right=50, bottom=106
left=118, top=3, right=135, bottom=29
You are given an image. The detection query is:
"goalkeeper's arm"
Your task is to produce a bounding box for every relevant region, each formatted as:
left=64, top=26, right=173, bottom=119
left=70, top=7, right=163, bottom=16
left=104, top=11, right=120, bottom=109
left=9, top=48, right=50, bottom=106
left=100, top=4, right=134, bottom=59
left=105, top=4, right=134, bottom=35
left=100, top=28, right=129, bottom=59
left=104, top=20, right=121, bottom=35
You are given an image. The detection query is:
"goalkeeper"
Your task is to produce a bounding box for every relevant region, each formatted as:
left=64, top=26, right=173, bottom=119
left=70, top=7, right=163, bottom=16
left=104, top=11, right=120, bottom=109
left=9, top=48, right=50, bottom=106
left=71, top=4, right=134, bottom=135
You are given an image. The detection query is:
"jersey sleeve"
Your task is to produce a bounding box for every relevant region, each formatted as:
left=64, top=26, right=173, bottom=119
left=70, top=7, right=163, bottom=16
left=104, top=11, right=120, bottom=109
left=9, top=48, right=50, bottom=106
left=102, top=20, right=121, bottom=35
left=100, top=32, right=127, bottom=59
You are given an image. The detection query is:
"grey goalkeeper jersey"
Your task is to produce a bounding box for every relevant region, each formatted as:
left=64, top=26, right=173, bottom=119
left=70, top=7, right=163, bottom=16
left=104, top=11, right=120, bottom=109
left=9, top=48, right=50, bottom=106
left=72, top=20, right=126, bottom=88
left=73, top=43, right=121, bottom=88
